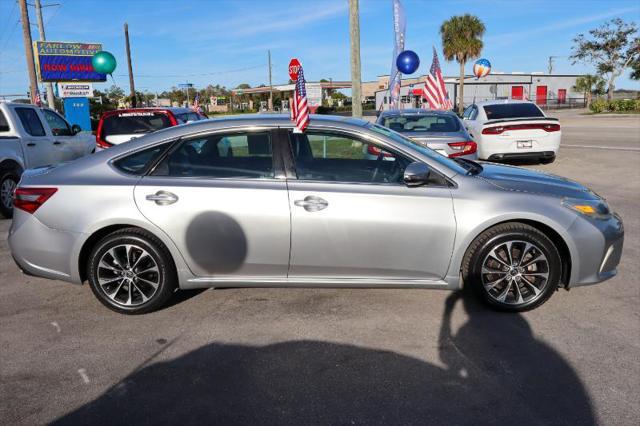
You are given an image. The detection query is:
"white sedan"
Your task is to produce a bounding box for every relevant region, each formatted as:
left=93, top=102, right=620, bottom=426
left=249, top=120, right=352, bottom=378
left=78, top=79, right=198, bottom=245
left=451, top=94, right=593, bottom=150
left=462, top=100, right=561, bottom=164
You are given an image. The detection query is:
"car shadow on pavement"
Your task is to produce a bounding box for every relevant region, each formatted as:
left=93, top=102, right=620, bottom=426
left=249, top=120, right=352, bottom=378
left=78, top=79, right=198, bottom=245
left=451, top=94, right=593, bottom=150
left=53, top=290, right=595, bottom=425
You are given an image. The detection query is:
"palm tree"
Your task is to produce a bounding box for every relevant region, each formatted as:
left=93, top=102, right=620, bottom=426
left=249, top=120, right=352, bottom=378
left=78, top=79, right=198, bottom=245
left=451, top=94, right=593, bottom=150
left=440, top=15, right=486, bottom=114
left=573, top=74, right=605, bottom=108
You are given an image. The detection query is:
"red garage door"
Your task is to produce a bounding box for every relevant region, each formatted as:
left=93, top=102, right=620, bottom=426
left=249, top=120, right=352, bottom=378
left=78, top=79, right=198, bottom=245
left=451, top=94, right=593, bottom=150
left=511, top=86, right=524, bottom=100
left=536, top=86, right=548, bottom=105
left=558, top=89, right=567, bottom=104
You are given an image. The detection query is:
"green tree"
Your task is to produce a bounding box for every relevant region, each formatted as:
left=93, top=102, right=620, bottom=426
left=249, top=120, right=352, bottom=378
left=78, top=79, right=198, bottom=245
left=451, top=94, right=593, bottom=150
left=570, top=19, right=639, bottom=100
left=236, top=83, right=251, bottom=89
left=573, top=74, right=605, bottom=107
left=631, top=58, right=640, bottom=80
left=105, top=85, right=125, bottom=104
left=440, top=14, right=485, bottom=114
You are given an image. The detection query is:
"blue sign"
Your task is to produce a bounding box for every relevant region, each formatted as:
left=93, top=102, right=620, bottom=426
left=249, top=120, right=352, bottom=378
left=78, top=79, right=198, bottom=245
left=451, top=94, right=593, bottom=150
left=34, top=41, right=106, bottom=82
left=63, top=97, right=91, bottom=131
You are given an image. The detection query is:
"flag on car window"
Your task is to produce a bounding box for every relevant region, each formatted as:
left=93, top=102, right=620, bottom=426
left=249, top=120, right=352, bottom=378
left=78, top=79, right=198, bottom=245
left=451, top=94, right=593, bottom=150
left=32, top=89, right=42, bottom=107
left=291, top=67, right=309, bottom=133
left=192, top=93, right=200, bottom=112
left=422, top=47, right=453, bottom=110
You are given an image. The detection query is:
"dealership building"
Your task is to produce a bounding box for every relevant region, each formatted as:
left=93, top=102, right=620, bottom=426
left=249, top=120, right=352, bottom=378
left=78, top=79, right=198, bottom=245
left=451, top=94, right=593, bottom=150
left=374, top=73, right=585, bottom=110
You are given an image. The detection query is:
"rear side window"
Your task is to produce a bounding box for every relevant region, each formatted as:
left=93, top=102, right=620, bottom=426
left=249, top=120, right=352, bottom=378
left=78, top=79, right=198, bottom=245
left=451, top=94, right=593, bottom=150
left=383, top=114, right=460, bottom=133
left=102, top=112, right=172, bottom=136
left=15, top=107, right=46, bottom=136
left=483, top=103, right=544, bottom=120
left=113, top=143, right=170, bottom=175
left=0, top=110, right=9, bottom=132
left=153, top=132, right=274, bottom=179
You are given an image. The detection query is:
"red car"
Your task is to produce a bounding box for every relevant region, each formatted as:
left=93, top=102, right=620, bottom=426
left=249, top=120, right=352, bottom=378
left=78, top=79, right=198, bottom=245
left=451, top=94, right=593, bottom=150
left=95, top=107, right=207, bottom=149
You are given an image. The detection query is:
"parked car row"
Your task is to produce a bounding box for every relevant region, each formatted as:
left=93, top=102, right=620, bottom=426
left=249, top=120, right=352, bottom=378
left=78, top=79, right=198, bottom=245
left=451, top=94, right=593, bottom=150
left=377, top=100, right=561, bottom=165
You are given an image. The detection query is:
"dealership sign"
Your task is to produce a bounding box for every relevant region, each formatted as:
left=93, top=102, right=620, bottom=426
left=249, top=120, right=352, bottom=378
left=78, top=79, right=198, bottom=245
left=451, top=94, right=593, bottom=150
left=57, top=83, right=94, bottom=98
left=34, top=41, right=107, bottom=82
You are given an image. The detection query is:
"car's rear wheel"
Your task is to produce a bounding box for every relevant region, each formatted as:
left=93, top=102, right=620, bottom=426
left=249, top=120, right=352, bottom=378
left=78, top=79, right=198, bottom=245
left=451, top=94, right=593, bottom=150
left=87, top=228, right=177, bottom=314
left=462, top=222, right=561, bottom=312
left=0, top=168, right=20, bottom=219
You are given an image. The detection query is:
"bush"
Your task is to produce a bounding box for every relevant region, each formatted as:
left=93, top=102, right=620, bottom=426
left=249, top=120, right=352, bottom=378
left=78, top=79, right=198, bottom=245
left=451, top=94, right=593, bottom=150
left=589, top=98, right=640, bottom=113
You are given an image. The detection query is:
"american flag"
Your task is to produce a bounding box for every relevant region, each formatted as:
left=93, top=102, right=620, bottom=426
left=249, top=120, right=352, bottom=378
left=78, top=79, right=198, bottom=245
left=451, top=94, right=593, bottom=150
left=192, top=93, right=200, bottom=112
left=291, top=66, right=309, bottom=132
left=422, top=47, right=453, bottom=110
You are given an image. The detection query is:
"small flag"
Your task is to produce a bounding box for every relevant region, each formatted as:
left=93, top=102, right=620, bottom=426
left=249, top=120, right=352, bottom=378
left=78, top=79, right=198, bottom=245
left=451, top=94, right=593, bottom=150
left=32, top=89, right=42, bottom=107
left=422, top=47, right=453, bottom=110
left=192, top=93, right=200, bottom=112
left=291, top=66, right=309, bottom=132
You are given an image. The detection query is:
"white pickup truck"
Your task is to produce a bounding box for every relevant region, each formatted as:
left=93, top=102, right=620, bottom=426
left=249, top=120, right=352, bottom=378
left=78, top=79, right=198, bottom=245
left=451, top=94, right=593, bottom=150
left=0, top=101, right=95, bottom=218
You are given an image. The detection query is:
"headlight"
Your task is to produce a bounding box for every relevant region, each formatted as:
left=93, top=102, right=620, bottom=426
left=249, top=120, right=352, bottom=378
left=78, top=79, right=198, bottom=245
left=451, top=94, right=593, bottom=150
left=562, top=197, right=611, bottom=220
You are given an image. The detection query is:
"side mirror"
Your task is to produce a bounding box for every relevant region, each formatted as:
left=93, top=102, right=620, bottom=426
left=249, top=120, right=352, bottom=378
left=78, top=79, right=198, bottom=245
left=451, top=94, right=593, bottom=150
left=403, top=162, right=431, bottom=187
left=71, top=124, right=82, bottom=135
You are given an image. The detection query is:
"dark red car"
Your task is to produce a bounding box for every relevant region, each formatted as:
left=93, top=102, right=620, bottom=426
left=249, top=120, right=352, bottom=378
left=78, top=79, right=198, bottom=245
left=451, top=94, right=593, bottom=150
left=95, top=107, right=207, bottom=149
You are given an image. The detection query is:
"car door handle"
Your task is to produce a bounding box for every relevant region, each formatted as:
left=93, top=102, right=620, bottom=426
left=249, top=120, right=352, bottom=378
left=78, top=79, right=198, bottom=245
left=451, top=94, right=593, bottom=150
left=146, top=191, right=178, bottom=205
left=294, top=196, right=328, bottom=212
left=53, top=141, right=62, bottom=145
left=27, top=143, right=36, bottom=147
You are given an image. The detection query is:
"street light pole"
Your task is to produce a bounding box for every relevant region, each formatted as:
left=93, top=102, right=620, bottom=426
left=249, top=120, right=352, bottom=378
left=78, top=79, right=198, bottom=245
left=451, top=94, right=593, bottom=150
left=348, top=0, right=362, bottom=118
left=124, top=22, right=136, bottom=107
left=18, top=0, right=39, bottom=105
left=34, top=0, right=55, bottom=109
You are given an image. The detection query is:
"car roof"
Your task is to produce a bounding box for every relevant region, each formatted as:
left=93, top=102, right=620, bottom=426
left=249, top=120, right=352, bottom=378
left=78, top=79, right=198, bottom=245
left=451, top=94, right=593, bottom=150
left=474, top=99, right=536, bottom=106
left=380, top=109, right=455, bottom=116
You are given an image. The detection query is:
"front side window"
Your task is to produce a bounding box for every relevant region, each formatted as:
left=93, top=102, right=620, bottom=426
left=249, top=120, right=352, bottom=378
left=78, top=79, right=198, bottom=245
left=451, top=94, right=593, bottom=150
left=383, top=114, right=460, bottom=133
left=154, top=132, right=274, bottom=179
left=43, top=110, right=72, bottom=136
left=289, top=131, right=411, bottom=184
left=15, top=108, right=46, bottom=137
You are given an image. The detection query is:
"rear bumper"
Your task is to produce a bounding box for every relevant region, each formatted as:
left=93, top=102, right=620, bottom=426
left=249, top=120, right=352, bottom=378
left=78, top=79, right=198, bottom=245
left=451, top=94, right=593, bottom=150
left=488, top=151, right=555, bottom=162
left=8, top=210, right=82, bottom=283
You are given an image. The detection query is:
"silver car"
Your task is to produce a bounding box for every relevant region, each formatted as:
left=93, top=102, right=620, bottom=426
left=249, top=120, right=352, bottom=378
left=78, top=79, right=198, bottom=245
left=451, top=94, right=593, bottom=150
left=8, top=115, right=624, bottom=314
left=377, top=109, right=478, bottom=160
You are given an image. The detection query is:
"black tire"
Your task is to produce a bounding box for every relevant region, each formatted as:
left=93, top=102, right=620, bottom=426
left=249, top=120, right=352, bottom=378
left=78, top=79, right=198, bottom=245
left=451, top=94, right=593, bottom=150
left=462, top=222, right=561, bottom=312
left=0, top=167, right=21, bottom=219
left=87, top=228, right=177, bottom=314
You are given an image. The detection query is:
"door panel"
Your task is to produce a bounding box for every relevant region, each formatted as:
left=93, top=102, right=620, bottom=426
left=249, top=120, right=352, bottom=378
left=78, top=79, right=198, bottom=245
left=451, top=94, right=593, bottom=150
left=288, top=182, right=456, bottom=279
left=13, top=106, right=55, bottom=168
left=134, top=178, right=290, bottom=278
left=511, top=86, right=524, bottom=100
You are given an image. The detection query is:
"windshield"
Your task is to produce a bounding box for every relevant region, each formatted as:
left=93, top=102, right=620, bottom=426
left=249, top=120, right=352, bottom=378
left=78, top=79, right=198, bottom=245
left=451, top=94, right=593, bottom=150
left=102, top=112, right=173, bottom=135
left=483, top=103, right=545, bottom=120
left=383, top=113, right=460, bottom=133
left=367, top=123, right=469, bottom=175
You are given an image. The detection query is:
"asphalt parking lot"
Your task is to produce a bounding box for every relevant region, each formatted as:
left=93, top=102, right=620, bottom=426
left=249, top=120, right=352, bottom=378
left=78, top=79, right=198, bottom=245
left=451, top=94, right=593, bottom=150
left=1, top=110, right=639, bottom=425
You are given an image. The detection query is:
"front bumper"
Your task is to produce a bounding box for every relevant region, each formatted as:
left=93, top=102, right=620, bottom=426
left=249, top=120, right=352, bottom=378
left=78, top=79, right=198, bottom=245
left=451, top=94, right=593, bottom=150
left=567, top=212, right=624, bottom=288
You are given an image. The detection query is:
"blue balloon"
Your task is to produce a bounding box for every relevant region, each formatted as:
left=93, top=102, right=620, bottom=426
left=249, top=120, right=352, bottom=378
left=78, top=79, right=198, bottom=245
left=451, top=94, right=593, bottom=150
left=396, top=50, right=420, bottom=75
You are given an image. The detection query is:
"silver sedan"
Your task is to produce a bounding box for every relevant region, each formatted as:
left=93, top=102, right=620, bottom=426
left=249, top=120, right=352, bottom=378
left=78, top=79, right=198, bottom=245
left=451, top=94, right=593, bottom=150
left=9, top=115, right=624, bottom=314
left=376, top=109, right=478, bottom=160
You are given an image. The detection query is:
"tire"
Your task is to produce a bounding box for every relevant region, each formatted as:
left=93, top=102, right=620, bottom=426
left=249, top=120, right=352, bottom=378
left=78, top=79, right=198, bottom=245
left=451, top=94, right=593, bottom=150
left=0, top=167, right=21, bottom=219
left=462, top=222, right=562, bottom=312
left=87, top=228, right=177, bottom=314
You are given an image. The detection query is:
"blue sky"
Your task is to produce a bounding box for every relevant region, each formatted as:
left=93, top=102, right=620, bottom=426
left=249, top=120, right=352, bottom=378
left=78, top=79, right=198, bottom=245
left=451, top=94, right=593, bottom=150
left=1, top=0, right=639, bottom=95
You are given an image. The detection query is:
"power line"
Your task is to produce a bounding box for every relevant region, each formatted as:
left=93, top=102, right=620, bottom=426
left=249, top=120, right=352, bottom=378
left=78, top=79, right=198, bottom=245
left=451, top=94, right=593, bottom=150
left=114, top=64, right=266, bottom=79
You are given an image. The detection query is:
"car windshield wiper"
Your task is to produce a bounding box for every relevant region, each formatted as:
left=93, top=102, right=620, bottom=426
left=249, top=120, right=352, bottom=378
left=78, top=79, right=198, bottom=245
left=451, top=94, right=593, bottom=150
left=454, top=158, right=483, bottom=175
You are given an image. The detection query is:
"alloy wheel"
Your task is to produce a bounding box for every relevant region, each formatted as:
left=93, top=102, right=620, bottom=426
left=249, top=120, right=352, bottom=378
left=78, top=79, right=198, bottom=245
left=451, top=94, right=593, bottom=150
left=1, top=177, right=16, bottom=209
left=481, top=240, right=550, bottom=306
left=96, top=244, right=160, bottom=307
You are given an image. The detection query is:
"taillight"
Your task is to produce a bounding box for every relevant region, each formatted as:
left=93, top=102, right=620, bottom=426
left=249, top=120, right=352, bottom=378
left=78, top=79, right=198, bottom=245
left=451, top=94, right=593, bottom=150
left=482, top=126, right=504, bottom=135
left=95, top=117, right=113, bottom=149
left=367, top=144, right=393, bottom=157
left=448, top=141, right=477, bottom=158
left=482, top=123, right=560, bottom=134
left=13, top=188, right=57, bottom=214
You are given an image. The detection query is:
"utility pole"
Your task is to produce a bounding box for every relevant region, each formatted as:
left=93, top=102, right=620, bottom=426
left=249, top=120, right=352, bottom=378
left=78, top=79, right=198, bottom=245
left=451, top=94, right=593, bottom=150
left=548, top=56, right=553, bottom=75
left=34, top=0, right=55, bottom=109
left=268, top=50, right=273, bottom=111
left=124, top=23, right=136, bottom=107
left=18, top=0, right=38, bottom=105
left=348, top=0, right=362, bottom=118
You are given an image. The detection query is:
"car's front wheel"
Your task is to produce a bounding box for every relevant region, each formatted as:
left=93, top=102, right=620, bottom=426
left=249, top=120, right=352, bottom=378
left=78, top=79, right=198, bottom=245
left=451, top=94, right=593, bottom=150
left=87, top=228, right=177, bottom=314
left=462, top=222, right=562, bottom=312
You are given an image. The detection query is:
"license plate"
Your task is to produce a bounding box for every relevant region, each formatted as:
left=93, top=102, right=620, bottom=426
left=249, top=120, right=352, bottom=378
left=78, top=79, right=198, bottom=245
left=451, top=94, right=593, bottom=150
left=517, top=140, right=533, bottom=149
left=435, top=149, right=448, bottom=156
